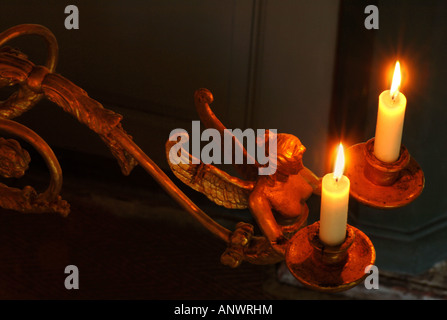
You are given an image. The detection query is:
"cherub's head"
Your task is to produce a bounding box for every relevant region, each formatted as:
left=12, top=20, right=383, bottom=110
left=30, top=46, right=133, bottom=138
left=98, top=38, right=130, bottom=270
left=275, top=133, right=305, bottom=176
left=258, top=131, right=305, bottom=178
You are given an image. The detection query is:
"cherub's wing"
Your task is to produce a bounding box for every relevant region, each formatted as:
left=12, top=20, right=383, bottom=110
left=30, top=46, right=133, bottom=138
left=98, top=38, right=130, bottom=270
left=166, top=136, right=254, bottom=209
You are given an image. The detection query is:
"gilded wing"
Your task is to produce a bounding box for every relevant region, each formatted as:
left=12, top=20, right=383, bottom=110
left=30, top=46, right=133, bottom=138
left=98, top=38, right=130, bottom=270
left=166, top=135, right=255, bottom=209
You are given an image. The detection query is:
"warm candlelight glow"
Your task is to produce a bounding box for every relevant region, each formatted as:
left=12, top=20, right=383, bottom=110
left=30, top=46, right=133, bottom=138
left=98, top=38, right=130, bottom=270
left=374, top=60, right=407, bottom=163
left=333, top=143, right=345, bottom=181
left=319, top=142, right=350, bottom=246
left=390, top=61, right=401, bottom=100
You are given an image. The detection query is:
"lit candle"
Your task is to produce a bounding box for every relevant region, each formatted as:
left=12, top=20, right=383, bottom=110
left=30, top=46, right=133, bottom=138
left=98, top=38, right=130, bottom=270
left=374, top=61, right=407, bottom=162
left=319, top=143, right=350, bottom=246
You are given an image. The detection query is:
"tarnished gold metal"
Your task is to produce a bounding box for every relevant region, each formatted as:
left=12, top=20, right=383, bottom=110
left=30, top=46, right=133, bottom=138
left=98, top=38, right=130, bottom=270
left=0, top=119, right=69, bottom=215
left=166, top=88, right=322, bottom=265
left=345, top=138, right=425, bottom=209
left=0, top=25, right=300, bottom=267
left=309, top=224, right=355, bottom=267
left=0, top=24, right=387, bottom=294
left=0, top=24, right=58, bottom=119
left=363, top=138, right=410, bottom=186
left=286, top=222, right=376, bottom=293
left=0, top=24, right=136, bottom=216
left=0, top=24, right=325, bottom=269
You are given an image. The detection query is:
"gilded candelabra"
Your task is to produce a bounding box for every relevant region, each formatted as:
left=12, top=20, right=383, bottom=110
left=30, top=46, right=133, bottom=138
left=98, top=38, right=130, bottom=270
left=0, top=24, right=424, bottom=293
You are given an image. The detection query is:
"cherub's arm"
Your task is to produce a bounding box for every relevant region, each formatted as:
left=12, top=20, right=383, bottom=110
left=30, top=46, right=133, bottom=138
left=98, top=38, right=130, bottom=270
left=248, top=189, right=287, bottom=254
left=299, top=166, right=322, bottom=195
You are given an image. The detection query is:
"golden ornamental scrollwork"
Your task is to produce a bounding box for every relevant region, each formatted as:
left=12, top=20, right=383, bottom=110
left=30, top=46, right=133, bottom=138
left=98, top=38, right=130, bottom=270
left=0, top=24, right=58, bottom=119
left=0, top=119, right=68, bottom=216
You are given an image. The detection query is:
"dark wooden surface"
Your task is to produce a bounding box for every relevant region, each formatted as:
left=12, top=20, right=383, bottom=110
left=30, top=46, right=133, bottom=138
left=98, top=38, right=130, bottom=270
left=0, top=149, right=279, bottom=300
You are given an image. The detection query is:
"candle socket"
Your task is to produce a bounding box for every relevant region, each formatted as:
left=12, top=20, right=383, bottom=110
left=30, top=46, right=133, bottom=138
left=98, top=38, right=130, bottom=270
left=345, top=138, right=424, bottom=209
left=285, top=221, right=375, bottom=293
left=364, top=138, right=409, bottom=186
left=310, top=223, right=355, bottom=267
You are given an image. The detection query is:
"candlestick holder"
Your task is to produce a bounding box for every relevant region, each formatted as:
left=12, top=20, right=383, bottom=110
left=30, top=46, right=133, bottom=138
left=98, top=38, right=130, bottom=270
left=285, top=221, right=376, bottom=293
left=345, top=138, right=424, bottom=209
left=0, top=24, right=423, bottom=295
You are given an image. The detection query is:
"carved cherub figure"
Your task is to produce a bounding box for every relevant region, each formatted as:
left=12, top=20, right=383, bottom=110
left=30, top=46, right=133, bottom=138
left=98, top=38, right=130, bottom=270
left=248, top=132, right=319, bottom=253
left=166, top=88, right=321, bottom=266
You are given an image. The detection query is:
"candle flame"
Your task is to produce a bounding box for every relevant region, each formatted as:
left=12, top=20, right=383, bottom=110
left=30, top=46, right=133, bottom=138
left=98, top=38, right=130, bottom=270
left=333, top=143, right=345, bottom=181
left=390, top=61, right=401, bottom=99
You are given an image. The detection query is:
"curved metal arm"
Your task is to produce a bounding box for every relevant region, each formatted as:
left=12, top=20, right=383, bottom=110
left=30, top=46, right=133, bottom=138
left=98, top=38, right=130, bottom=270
left=112, top=128, right=232, bottom=243
left=0, top=118, right=69, bottom=216
left=0, top=119, right=63, bottom=201
left=0, top=36, right=232, bottom=243
left=0, top=24, right=289, bottom=266
left=0, top=24, right=58, bottom=119
left=0, top=24, right=58, bottom=71
left=194, top=88, right=259, bottom=181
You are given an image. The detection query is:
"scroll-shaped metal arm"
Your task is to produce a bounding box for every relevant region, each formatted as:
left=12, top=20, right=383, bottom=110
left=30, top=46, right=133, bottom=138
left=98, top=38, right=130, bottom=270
left=0, top=118, right=69, bottom=215
left=0, top=24, right=296, bottom=266
left=0, top=24, right=58, bottom=119
left=0, top=26, right=232, bottom=244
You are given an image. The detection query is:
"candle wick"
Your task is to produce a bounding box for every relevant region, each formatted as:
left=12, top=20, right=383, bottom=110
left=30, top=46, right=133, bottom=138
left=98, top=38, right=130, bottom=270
left=391, top=90, right=398, bottom=101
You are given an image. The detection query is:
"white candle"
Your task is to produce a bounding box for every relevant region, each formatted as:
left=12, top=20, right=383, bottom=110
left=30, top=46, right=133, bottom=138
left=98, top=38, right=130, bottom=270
left=319, top=143, right=350, bottom=247
left=374, top=61, right=407, bottom=163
